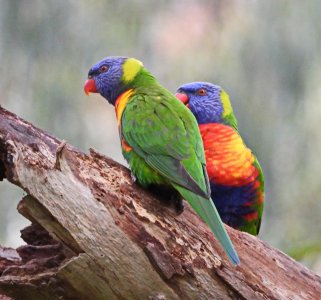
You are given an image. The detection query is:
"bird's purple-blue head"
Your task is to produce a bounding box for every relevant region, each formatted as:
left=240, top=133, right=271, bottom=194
left=84, top=56, right=143, bottom=105
left=176, top=82, right=233, bottom=125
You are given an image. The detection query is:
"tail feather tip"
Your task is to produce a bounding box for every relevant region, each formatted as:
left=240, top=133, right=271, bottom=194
left=229, top=252, right=240, bottom=266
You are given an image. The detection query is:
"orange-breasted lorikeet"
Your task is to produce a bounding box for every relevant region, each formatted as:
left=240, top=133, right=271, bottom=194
left=84, top=57, right=239, bottom=265
left=176, top=82, right=264, bottom=235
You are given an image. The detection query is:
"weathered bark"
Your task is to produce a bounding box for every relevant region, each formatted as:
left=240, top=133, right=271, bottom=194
left=0, top=106, right=320, bottom=300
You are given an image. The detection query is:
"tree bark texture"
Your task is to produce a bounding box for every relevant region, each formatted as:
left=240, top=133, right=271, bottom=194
left=0, top=106, right=320, bottom=300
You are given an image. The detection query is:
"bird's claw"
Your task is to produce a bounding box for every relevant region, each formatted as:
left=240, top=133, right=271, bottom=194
left=173, top=197, right=185, bottom=215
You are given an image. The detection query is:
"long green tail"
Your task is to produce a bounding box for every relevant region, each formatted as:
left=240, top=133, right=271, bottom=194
left=174, top=185, right=240, bottom=265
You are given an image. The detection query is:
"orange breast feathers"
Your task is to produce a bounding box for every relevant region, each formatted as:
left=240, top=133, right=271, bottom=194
left=115, top=89, right=134, bottom=153
left=115, top=89, right=134, bottom=125
left=199, top=123, right=258, bottom=187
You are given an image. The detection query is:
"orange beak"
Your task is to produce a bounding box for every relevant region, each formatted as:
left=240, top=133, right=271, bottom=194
left=84, top=78, right=98, bottom=95
left=175, top=92, right=190, bottom=108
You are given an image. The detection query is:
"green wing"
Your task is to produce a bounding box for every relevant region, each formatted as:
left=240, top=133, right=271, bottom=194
left=121, top=89, right=210, bottom=198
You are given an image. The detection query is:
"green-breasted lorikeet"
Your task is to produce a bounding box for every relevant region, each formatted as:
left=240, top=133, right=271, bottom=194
left=176, top=82, right=264, bottom=235
left=84, top=57, right=239, bottom=265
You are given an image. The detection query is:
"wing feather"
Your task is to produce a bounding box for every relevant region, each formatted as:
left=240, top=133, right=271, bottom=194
left=121, top=90, right=210, bottom=197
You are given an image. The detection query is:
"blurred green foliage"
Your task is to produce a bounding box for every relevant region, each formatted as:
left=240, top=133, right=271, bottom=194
left=1, top=0, right=321, bottom=273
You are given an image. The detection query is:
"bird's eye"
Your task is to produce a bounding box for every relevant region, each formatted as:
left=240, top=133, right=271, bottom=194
left=197, top=88, right=207, bottom=96
left=99, top=65, right=109, bottom=73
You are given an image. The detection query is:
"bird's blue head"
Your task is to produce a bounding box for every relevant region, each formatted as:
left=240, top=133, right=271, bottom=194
left=176, top=82, right=234, bottom=125
left=84, top=56, right=144, bottom=105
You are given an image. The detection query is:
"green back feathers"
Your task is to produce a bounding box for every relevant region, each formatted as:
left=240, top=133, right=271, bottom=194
left=120, top=87, right=210, bottom=198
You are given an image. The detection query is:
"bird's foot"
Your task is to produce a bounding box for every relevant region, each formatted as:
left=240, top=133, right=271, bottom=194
left=130, top=172, right=137, bottom=183
left=172, top=196, right=184, bottom=215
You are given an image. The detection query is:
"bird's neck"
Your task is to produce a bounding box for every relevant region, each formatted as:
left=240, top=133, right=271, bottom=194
left=110, top=68, right=158, bottom=105
left=129, top=67, right=158, bottom=88
left=222, top=113, right=238, bottom=130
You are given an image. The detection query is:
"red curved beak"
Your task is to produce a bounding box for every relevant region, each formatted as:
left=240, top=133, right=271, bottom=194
left=175, top=92, right=190, bottom=108
left=84, top=79, right=98, bottom=96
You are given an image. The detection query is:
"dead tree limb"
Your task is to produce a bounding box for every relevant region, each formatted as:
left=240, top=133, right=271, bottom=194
left=0, top=106, right=320, bottom=300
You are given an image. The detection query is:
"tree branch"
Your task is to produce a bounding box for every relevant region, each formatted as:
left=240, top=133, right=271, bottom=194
left=0, top=106, right=320, bottom=300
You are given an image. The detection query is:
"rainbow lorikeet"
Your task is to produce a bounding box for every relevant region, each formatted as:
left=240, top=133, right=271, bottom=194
left=176, top=82, right=264, bottom=235
left=84, top=57, right=239, bottom=265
